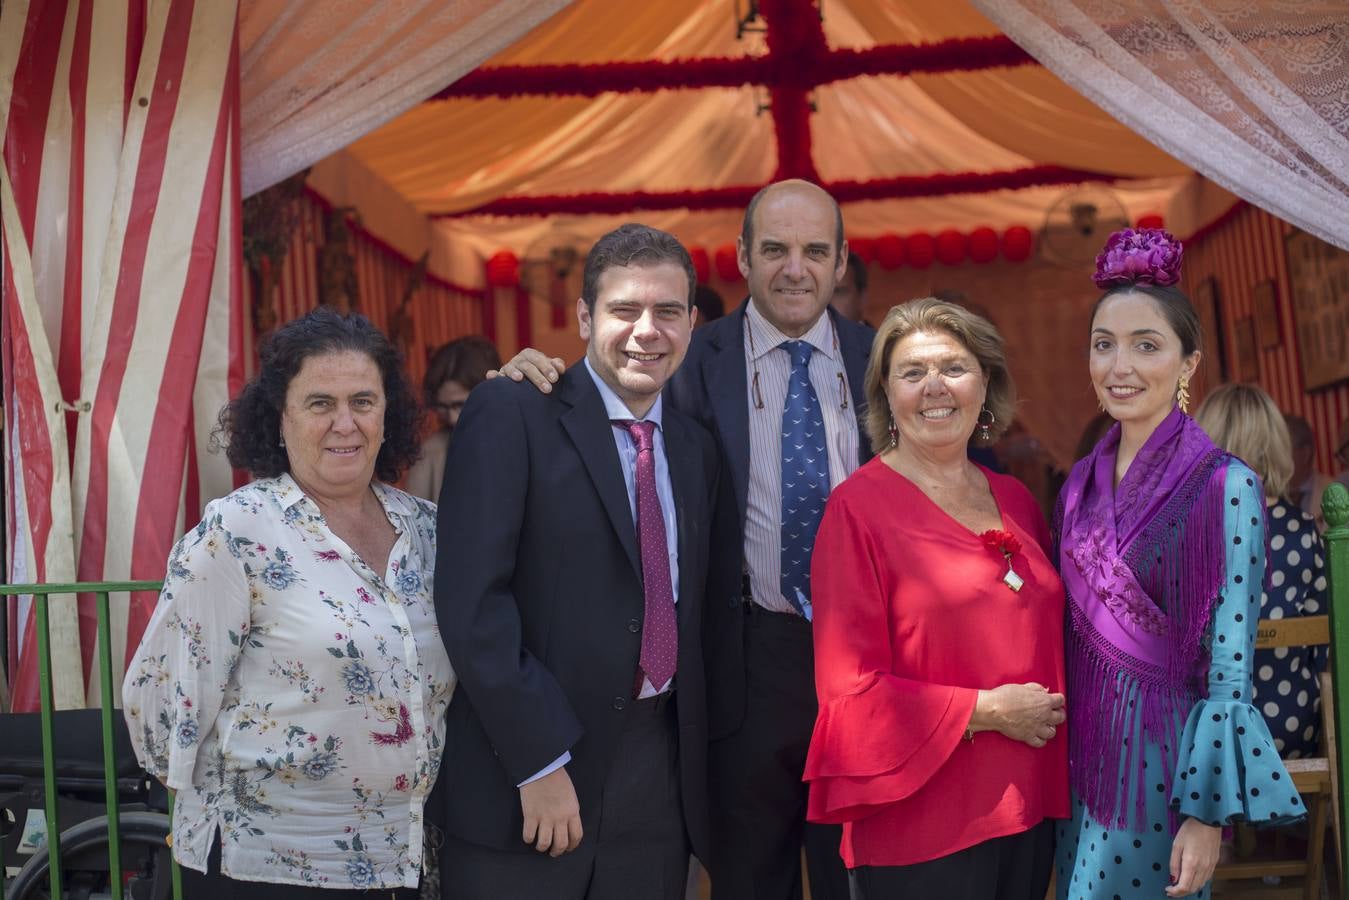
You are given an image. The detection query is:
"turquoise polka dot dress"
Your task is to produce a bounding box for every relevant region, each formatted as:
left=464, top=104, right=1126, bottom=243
left=1055, top=464, right=1304, bottom=899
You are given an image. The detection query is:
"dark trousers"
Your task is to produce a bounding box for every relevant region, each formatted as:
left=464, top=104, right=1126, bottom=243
left=179, top=835, right=420, bottom=899
left=708, top=604, right=849, bottom=900
left=848, top=820, right=1055, bottom=900
left=441, top=692, right=688, bottom=900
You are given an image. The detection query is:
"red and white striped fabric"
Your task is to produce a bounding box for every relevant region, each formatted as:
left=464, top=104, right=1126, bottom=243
left=2, top=0, right=244, bottom=711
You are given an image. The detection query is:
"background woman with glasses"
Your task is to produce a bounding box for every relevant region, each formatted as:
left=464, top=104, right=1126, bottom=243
left=404, top=335, right=501, bottom=502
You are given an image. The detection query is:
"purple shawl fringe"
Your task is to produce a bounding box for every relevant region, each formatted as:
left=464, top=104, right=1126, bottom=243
left=1060, top=413, right=1232, bottom=831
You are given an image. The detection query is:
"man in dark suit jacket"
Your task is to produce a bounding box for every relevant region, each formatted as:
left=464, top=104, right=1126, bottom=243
left=496, top=181, right=875, bottom=900
left=665, top=182, right=873, bottom=900
left=434, top=224, right=719, bottom=900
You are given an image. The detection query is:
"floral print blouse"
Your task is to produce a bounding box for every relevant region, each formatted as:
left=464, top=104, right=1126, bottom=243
left=122, top=475, right=455, bottom=889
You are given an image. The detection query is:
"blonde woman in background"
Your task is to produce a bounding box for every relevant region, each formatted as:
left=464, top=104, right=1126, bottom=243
left=1195, top=384, right=1329, bottom=758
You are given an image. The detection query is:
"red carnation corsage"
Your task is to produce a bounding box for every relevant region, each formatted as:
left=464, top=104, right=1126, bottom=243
left=980, top=529, right=1025, bottom=592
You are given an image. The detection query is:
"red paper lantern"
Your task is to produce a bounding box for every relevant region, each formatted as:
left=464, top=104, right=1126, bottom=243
left=1001, top=226, right=1034, bottom=263
left=714, top=243, right=743, bottom=282
left=689, top=246, right=711, bottom=284
left=849, top=236, right=876, bottom=264
left=969, top=227, right=999, bottom=264
left=1136, top=212, right=1166, bottom=230
left=875, top=234, right=905, bottom=270
left=485, top=250, right=520, bottom=287
left=905, top=232, right=936, bottom=269
left=936, top=229, right=968, bottom=266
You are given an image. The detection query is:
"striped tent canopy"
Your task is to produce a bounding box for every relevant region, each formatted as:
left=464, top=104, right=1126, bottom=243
left=0, top=0, right=566, bottom=711
left=2, top=0, right=244, bottom=711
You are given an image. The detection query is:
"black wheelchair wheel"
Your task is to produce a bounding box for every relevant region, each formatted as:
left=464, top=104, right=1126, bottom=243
left=7, top=811, right=172, bottom=900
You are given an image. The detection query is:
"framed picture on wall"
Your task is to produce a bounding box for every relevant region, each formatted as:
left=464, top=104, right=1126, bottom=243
left=1193, top=276, right=1228, bottom=385
left=1233, top=316, right=1259, bottom=382
left=1286, top=229, right=1349, bottom=390
left=1251, top=280, right=1281, bottom=349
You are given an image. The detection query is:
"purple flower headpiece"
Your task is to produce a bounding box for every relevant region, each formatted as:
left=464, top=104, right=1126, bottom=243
left=1093, top=228, right=1183, bottom=289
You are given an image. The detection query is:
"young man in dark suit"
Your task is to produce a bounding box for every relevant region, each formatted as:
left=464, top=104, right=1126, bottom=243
left=434, top=224, right=719, bottom=900
left=497, top=181, right=875, bottom=900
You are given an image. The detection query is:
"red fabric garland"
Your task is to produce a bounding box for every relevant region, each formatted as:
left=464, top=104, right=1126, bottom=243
left=432, top=166, right=1120, bottom=219
left=874, top=234, right=904, bottom=270
left=714, top=243, right=743, bottom=282
left=689, top=246, right=711, bottom=283
left=936, top=229, right=968, bottom=266
left=430, top=35, right=1036, bottom=101
left=1001, top=225, right=1035, bottom=262
left=905, top=232, right=936, bottom=269
left=849, top=236, right=876, bottom=264
left=969, top=226, right=999, bottom=263
left=763, top=0, right=825, bottom=180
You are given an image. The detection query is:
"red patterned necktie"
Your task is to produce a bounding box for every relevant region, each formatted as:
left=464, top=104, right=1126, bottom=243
left=617, top=419, right=677, bottom=692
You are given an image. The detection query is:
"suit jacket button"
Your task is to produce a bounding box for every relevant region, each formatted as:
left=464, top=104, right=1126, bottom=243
left=612, top=697, right=627, bottom=711
left=627, top=618, right=641, bottom=633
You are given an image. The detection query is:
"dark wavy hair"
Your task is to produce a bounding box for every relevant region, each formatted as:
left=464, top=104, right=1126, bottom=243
left=217, top=307, right=422, bottom=481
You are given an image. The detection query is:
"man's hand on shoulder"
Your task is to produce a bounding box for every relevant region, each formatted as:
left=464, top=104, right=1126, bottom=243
left=519, top=766, right=582, bottom=857
left=490, top=349, right=566, bottom=394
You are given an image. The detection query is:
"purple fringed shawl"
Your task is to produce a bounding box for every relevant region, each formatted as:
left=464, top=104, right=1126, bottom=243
left=1058, top=408, right=1231, bottom=831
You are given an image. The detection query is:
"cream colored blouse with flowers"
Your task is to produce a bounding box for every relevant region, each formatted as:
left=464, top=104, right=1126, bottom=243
left=122, top=474, right=454, bottom=890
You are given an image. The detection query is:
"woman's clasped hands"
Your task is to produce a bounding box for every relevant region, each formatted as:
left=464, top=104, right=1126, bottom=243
left=970, top=683, right=1066, bottom=748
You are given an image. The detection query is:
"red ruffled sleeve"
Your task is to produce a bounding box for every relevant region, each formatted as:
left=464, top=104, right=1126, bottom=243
left=803, top=490, right=978, bottom=824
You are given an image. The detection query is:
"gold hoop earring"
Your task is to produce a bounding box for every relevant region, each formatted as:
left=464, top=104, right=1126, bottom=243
left=1176, top=375, right=1191, bottom=414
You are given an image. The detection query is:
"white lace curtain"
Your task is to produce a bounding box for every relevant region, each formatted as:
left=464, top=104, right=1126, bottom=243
left=971, top=1, right=1349, bottom=251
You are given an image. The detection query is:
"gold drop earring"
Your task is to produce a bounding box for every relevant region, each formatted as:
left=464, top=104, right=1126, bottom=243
left=1176, top=374, right=1191, bottom=413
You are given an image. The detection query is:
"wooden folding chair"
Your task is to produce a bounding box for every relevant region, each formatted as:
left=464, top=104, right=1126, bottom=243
left=1212, top=614, right=1338, bottom=899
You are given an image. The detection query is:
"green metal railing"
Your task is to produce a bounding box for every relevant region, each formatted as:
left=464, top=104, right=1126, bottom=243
left=1324, top=482, right=1349, bottom=872
left=0, top=581, right=179, bottom=900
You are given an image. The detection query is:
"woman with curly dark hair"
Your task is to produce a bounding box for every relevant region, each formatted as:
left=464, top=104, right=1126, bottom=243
left=122, top=307, right=454, bottom=898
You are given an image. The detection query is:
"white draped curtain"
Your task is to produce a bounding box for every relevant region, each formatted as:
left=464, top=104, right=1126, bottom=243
left=240, top=0, right=575, bottom=197
left=971, top=0, right=1349, bottom=251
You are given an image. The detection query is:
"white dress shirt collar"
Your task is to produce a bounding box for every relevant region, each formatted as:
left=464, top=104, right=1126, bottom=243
left=745, top=300, right=837, bottom=364
left=583, top=356, right=666, bottom=428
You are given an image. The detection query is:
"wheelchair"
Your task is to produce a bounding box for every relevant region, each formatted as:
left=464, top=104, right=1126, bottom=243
left=0, top=709, right=172, bottom=900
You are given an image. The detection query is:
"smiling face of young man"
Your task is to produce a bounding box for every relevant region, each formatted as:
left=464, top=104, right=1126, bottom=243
left=577, top=261, right=696, bottom=417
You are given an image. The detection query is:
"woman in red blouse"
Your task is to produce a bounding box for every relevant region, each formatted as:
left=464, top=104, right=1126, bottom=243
left=804, top=298, right=1069, bottom=899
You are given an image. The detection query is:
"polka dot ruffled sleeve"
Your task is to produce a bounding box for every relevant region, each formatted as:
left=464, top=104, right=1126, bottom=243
left=1171, top=463, right=1305, bottom=827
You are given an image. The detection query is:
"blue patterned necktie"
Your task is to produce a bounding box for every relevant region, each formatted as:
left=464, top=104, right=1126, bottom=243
left=780, top=340, right=829, bottom=620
